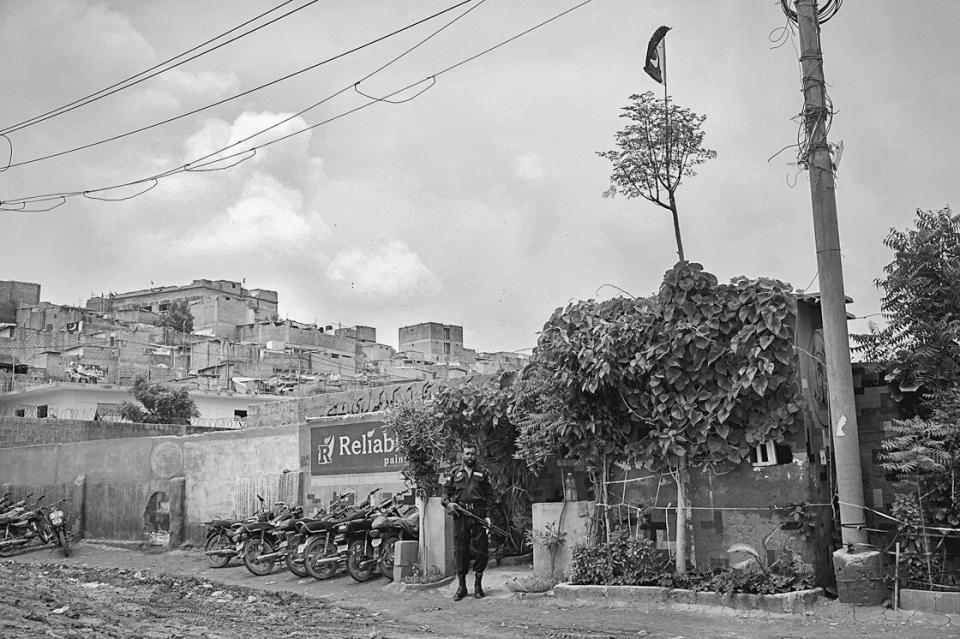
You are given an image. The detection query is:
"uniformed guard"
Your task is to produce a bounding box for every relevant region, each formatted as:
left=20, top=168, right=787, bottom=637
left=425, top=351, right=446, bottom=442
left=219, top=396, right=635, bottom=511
left=442, top=442, right=495, bottom=600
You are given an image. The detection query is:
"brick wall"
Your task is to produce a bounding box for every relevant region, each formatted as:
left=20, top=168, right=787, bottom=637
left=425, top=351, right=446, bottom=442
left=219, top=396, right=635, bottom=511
left=0, top=416, right=214, bottom=448
left=853, top=364, right=905, bottom=529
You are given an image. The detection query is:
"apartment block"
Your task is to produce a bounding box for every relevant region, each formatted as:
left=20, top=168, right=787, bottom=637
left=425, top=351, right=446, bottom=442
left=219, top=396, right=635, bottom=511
left=398, top=322, right=464, bottom=363
left=0, top=280, right=41, bottom=323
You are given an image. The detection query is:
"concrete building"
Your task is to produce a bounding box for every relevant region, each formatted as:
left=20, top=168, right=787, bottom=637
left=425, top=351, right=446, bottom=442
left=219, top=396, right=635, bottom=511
left=0, top=280, right=40, bottom=323
left=473, top=351, right=529, bottom=374
left=188, top=296, right=258, bottom=338
left=398, top=322, right=464, bottom=364
left=16, top=302, right=100, bottom=333
left=87, top=279, right=278, bottom=323
left=335, top=325, right=376, bottom=343
left=0, top=381, right=283, bottom=427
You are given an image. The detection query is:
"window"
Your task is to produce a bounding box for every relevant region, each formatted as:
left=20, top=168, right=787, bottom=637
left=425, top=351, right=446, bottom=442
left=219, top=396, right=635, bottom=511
left=444, top=343, right=451, bottom=355
left=443, top=327, right=451, bottom=340
left=750, top=441, right=793, bottom=466
left=36, top=405, right=48, bottom=418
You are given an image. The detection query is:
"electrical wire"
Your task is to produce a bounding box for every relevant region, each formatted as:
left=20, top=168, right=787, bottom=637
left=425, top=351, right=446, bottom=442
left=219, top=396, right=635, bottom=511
left=1, top=0, right=592, bottom=211
left=0, top=0, right=316, bottom=136
left=779, top=0, right=843, bottom=25
left=3, top=0, right=478, bottom=171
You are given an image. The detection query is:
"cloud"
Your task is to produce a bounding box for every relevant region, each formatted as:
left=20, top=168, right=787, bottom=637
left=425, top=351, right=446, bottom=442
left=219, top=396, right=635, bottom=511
left=513, top=153, right=547, bottom=180
left=327, top=240, right=440, bottom=300
left=181, top=173, right=327, bottom=254
left=182, top=111, right=322, bottom=183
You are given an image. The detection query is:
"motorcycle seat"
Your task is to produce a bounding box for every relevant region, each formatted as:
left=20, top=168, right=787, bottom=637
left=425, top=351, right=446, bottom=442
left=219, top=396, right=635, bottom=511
left=300, top=519, right=334, bottom=534
left=205, top=519, right=237, bottom=527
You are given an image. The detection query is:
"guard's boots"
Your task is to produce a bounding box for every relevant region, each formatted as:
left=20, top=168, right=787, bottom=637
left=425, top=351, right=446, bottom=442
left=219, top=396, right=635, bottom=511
left=453, top=574, right=468, bottom=601
left=474, top=573, right=485, bottom=599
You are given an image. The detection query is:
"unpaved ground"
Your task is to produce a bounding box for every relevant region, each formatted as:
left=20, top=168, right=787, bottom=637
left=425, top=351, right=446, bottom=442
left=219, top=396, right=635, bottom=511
left=1, top=541, right=955, bottom=638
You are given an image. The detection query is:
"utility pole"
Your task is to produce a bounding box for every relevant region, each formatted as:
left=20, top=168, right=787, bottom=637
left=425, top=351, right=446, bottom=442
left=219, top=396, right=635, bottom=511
left=795, top=0, right=867, bottom=547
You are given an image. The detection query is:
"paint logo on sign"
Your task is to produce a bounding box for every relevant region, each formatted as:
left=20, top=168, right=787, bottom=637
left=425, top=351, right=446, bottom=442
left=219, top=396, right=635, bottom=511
left=316, top=435, right=335, bottom=465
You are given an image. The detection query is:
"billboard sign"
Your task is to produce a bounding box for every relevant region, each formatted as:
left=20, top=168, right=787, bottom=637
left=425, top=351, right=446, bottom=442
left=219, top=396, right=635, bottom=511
left=309, top=418, right=406, bottom=475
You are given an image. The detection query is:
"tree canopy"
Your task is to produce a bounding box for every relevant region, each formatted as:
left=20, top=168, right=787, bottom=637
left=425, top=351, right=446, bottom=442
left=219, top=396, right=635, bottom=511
left=119, top=376, right=200, bottom=425
left=517, top=262, right=802, bottom=570
left=156, top=300, right=194, bottom=334
left=598, top=92, right=717, bottom=261
left=852, top=206, right=960, bottom=412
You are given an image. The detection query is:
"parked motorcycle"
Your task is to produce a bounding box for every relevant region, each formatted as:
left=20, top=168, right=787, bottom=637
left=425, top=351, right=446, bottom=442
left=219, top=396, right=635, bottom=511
left=347, top=489, right=416, bottom=582
left=203, top=495, right=272, bottom=568
left=370, top=493, right=418, bottom=580
left=301, top=489, right=380, bottom=580
left=240, top=501, right=299, bottom=576
left=40, top=498, right=71, bottom=557
left=272, top=494, right=354, bottom=578
left=0, top=495, right=50, bottom=556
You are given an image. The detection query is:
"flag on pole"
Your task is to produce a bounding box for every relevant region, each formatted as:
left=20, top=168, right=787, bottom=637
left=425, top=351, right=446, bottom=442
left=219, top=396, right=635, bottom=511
left=643, top=26, right=671, bottom=84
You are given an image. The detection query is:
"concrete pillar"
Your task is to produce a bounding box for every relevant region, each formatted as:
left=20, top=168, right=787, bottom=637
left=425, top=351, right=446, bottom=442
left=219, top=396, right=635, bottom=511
left=70, top=474, right=86, bottom=538
left=278, top=470, right=303, bottom=507
left=420, top=496, right=455, bottom=578
left=394, top=540, right=419, bottom=582
left=532, top=501, right=594, bottom=579
left=168, top=477, right=186, bottom=548
left=833, top=549, right=885, bottom=605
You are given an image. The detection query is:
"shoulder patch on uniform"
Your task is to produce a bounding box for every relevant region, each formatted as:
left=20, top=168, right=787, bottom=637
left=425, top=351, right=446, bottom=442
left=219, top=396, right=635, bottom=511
left=454, top=470, right=466, bottom=479
left=474, top=471, right=484, bottom=478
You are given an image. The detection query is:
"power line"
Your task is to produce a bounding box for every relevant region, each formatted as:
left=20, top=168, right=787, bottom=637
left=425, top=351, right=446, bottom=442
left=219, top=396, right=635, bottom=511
left=1, top=0, right=593, bottom=211
left=3, top=0, right=478, bottom=172
left=0, top=0, right=318, bottom=136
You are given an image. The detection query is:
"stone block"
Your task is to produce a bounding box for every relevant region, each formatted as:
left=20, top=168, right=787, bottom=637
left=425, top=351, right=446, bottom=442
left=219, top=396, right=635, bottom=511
left=167, top=477, right=186, bottom=547
left=833, top=549, right=885, bottom=605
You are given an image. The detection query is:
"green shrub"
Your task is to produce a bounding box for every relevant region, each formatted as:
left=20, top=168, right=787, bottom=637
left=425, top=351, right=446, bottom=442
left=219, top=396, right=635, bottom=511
left=568, top=528, right=813, bottom=594
left=569, top=529, right=665, bottom=585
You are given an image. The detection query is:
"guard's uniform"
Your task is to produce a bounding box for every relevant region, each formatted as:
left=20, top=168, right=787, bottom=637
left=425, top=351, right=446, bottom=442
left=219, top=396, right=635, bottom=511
left=442, top=465, right=495, bottom=576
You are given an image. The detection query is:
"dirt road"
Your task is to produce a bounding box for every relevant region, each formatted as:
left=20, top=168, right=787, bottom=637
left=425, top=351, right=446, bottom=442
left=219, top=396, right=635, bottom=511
left=1, top=542, right=955, bottom=638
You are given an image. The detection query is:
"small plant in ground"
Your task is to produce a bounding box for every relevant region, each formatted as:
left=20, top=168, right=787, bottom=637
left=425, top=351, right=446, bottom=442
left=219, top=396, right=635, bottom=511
left=504, top=575, right=560, bottom=593
left=525, top=522, right=566, bottom=577
left=400, top=564, right=445, bottom=585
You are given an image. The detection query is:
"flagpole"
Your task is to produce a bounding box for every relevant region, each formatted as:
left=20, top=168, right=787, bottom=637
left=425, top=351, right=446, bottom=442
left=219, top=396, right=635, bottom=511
left=663, top=38, right=670, bottom=198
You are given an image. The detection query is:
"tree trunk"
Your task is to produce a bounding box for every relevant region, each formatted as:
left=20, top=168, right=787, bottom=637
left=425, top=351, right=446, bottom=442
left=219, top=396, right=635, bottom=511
left=674, top=460, right=691, bottom=574
left=602, top=455, right=613, bottom=547
left=668, top=190, right=684, bottom=262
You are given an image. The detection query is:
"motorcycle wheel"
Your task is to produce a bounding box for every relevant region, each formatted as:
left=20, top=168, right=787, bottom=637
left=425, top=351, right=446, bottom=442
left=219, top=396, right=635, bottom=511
left=0, top=530, right=16, bottom=558
left=346, top=539, right=377, bottom=582
left=242, top=539, right=276, bottom=576
left=204, top=532, right=233, bottom=568
left=303, top=537, right=339, bottom=580
left=378, top=536, right=399, bottom=580
left=56, top=529, right=71, bottom=558
left=285, top=536, right=309, bottom=578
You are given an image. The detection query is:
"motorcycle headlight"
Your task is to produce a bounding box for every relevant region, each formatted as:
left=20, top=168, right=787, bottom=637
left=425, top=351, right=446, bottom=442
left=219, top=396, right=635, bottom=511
left=337, top=524, right=349, bottom=533
left=49, top=511, right=63, bottom=525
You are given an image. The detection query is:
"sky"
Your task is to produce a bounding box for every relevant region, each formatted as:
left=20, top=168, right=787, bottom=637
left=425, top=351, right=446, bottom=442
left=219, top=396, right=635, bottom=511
left=1, top=1, right=957, bottom=354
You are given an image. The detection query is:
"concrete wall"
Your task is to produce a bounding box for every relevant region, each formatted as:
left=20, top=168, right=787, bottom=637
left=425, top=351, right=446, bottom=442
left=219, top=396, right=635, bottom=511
left=0, top=424, right=300, bottom=544
left=248, top=377, right=489, bottom=427
left=0, top=416, right=207, bottom=448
